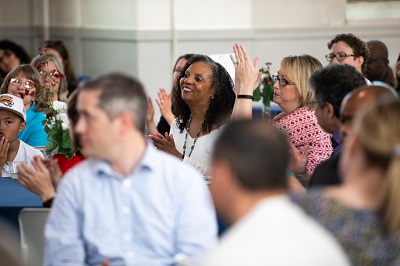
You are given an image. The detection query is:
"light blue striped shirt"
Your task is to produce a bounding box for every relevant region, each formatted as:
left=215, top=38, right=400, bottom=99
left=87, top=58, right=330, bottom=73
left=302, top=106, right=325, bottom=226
left=44, top=145, right=218, bottom=266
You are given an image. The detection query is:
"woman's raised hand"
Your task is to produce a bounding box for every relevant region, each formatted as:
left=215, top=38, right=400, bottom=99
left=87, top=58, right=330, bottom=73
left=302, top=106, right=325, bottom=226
left=230, top=43, right=261, bottom=95
left=155, top=88, right=174, bottom=126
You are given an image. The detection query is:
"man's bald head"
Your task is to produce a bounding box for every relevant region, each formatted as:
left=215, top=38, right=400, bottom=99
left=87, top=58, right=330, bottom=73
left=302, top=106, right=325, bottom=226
left=365, top=40, right=395, bottom=85
left=367, top=40, right=389, bottom=59
left=340, top=85, right=398, bottom=140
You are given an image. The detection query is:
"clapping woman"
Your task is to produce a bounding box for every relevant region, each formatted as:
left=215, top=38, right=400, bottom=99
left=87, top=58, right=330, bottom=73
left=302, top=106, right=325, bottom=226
left=149, top=54, right=235, bottom=174
left=147, top=54, right=194, bottom=135
left=232, top=43, right=332, bottom=175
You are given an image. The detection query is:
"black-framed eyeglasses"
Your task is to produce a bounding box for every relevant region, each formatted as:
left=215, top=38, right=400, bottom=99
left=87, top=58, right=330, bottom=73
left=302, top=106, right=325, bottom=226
left=272, top=75, right=294, bottom=87
left=9, top=78, right=36, bottom=89
left=325, top=53, right=355, bottom=62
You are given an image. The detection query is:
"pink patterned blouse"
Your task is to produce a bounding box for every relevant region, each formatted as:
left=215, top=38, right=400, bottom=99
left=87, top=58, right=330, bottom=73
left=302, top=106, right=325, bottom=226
left=273, top=107, right=332, bottom=173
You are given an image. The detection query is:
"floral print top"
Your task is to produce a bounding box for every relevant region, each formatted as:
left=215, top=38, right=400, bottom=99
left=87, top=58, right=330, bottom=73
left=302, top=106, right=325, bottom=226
left=290, top=189, right=400, bottom=266
left=273, top=107, right=332, bottom=173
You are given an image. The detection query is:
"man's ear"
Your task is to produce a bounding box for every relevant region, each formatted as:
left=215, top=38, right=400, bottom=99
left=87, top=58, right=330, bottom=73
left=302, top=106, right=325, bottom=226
left=210, top=160, right=235, bottom=190
left=118, top=111, right=135, bottom=133
left=19, top=121, right=26, bottom=132
left=356, top=56, right=364, bottom=71
left=323, top=103, right=335, bottom=119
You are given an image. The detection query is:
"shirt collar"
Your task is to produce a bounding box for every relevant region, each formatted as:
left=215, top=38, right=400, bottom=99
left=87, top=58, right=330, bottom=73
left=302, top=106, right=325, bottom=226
left=95, top=141, right=154, bottom=179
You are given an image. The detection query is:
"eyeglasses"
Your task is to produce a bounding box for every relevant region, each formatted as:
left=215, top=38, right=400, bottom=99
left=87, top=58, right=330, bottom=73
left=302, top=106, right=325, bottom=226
left=325, top=53, right=355, bottom=62
left=272, top=75, right=294, bottom=87
left=38, top=69, right=64, bottom=79
left=9, top=78, right=36, bottom=89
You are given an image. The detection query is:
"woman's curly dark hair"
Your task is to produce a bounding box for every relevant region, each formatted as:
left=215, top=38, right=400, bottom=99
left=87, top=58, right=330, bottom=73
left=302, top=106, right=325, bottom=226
left=172, top=54, right=235, bottom=134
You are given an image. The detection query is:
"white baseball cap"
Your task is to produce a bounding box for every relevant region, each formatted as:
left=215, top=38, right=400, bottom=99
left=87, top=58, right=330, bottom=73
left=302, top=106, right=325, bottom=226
left=0, top=94, right=26, bottom=122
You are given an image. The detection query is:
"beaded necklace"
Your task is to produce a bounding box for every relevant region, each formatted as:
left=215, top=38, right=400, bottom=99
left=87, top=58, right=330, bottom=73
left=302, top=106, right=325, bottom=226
left=182, top=114, right=204, bottom=158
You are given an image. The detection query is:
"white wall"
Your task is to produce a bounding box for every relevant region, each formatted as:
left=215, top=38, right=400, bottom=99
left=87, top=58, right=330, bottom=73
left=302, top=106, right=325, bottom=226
left=0, top=0, right=399, bottom=120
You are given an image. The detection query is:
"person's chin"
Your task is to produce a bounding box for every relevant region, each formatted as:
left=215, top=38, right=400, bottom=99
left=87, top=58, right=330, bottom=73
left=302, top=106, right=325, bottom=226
left=272, top=96, right=281, bottom=105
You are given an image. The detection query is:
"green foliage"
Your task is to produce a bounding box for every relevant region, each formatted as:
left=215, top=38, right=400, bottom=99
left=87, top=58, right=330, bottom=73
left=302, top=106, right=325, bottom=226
left=42, top=99, right=77, bottom=160
left=253, top=63, right=274, bottom=109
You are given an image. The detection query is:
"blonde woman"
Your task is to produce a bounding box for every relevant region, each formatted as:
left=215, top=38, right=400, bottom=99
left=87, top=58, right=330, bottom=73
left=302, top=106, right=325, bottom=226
left=291, top=93, right=400, bottom=265
left=232, top=43, right=332, bottom=174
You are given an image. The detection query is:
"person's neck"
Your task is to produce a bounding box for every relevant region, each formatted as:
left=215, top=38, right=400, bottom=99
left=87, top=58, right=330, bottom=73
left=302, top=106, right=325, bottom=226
left=327, top=167, right=384, bottom=210
left=280, top=102, right=301, bottom=115
left=187, top=107, right=208, bottom=136
left=24, top=103, right=31, bottom=111
left=108, top=134, right=147, bottom=177
left=328, top=117, right=341, bottom=135
left=228, top=189, right=285, bottom=225
left=189, top=106, right=207, bottom=122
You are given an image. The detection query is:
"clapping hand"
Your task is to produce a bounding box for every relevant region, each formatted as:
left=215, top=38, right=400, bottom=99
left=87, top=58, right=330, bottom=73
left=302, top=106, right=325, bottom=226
left=230, top=43, right=261, bottom=95
left=155, top=88, right=174, bottom=126
left=288, top=143, right=310, bottom=186
left=18, top=156, right=57, bottom=202
left=148, top=132, right=182, bottom=159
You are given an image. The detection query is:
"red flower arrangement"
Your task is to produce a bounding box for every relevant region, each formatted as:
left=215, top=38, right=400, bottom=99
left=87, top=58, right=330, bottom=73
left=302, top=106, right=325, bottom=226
left=253, top=62, right=274, bottom=109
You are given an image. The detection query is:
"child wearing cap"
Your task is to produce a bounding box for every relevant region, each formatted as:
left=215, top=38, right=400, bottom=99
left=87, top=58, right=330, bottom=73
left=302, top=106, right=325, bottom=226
left=0, top=94, right=43, bottom=177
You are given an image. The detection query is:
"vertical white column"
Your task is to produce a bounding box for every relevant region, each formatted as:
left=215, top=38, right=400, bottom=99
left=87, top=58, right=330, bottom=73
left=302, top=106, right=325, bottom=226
left=170, top=0, right=177, bottom=66
left=43, top=0, right=50, bottom=40
left=76, top=0, right=84, bottom=74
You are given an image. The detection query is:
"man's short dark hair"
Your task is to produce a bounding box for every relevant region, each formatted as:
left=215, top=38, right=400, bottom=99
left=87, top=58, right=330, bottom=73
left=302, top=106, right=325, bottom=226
left=212, top=120, right=289, bottom=190
left=309, top=64, right=367, bottom=118
left=327, top=33, right=370, bottom=72
left=79, top=72, right=148, bottom=132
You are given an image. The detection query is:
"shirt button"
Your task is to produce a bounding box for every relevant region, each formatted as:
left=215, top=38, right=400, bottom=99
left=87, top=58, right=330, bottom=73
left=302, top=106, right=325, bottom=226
left=124, top=235, right=131, bottom=241
left=122, top=207, right=130, bottom=214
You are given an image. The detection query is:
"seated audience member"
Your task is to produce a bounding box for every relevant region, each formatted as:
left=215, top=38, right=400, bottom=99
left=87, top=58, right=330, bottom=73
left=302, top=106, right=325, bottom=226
left=365, top=40, right=395, bottom=87
left=42, top=40, right=78, bottom=95
left=147, top=54, right=194, bottom=136
left=44, top=73, right=217, bottom=265
left=0, top=64, right=48, bottom=147
left=149, top=54, right=235, bottom=175
left=295, top=85, right=398, bottom=188
left=291, top=95, right=400, bottom=265
left=0, top=40, right=31, bottom=81
left=202, top=120, right=349, bottom=265
left=305, top=64, right=366, bottom=187
left=231, top=43, right=332, bottom=174
left=326, top=33, right=371, bottom=84
left=0, top=94, right=43, bottom=177
left=31, top=52, right=68, bottom=102
left=18, top=90, right=81, bottom=207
